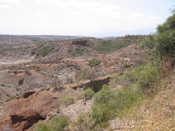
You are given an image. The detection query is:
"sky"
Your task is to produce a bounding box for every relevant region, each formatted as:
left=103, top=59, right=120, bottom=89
left=0, top=0, right=174, bottom=37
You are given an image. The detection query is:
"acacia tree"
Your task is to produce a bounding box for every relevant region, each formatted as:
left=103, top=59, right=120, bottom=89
left=155, top=12, right=175, bottom=71
left=141, top=11, right=175, bottom=71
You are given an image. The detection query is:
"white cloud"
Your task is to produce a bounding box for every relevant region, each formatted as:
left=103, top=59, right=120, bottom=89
left=0, top=0, right=172, bottom=37
left=0, top=4, right=10, bottom=8
left=0, top=0, right=20, bottom=5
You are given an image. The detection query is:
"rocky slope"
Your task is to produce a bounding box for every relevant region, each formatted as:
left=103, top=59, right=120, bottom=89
left=0, top=36, right=146, bottom=131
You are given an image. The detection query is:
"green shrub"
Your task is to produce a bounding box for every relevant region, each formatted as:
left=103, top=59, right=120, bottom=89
left=91, top=104, right=112, bottom=126
left=91, top=85, right=143, bottom=125
left=158, top=12, right=175, bottom=33
left=35, top=116, right=69, bottom=131
left=136, top=64, right=160, bottom=90
left=84, top=88, right=95, bottom=100
left=117, top=64, right=160, bottom=90
left=38, top=45, right=54, bottom=57
left=95, top=40, right=132, bottom=53
left=61, top=96, right=74, bottom=106
left=116, top=66, right=142, bottom=85
left=113, top=85, right=143, bottom=113
left=76, top=113, right=94, bottom=131
left=35, top=123, right=50, bottom=131
left=49, top=116, right=69, bottom=131
left=155, top=12, right=175, bottom=69
left=143, top=12, right=175, bottom=60
left=138, top=12, right=175, bottom=69
left=91, top=86, right=116, bottom=125
left=91, top=64, right=160, bottom=126
left=93, top=85, right=114, bottom=104
left=88, top=58, right=101, bottom=67
left=156, top=30, right=175, bottom=58
left=140, top=35, right=156, bottom=50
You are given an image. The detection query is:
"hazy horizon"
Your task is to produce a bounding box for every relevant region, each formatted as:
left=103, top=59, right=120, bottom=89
left=0, top=0, right=174, bottom=37
left=0, top=33, right=149, bottom=38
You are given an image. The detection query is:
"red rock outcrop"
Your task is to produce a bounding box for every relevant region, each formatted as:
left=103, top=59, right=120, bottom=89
left=0, top=89, right=59, bottom=131
left=0, top=110, right=45, bottom=131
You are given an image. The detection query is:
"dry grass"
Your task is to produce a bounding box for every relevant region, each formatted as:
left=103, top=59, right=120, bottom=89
left=119, top=74, right=175, bottom=131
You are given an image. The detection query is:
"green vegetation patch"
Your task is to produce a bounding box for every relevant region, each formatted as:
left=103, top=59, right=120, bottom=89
left=88, top=58, right=101, bottom=67
left=91, top=64, right=160, bottom=126
left=35, top=116, right=69, bottom=131
left=70, top=48, right=88, bottom=57
left=95, top=39, right=133, bottom=53
left=141, top=12, right=175, bottom=60
left=38, top=45, right=54, bottom=57
left=91, top=85, right=143, bottom=125
left=83, top=88, right=95, bottom=100
left=156, top=30, right=175, bottom=58
left=117, top=64, right=160, bottom=90
left=60, top=96, right=74, bottom=106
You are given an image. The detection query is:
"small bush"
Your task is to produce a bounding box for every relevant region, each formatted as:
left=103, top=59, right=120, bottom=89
left=49, top=116, right=69, bottom=131
left=91, top=85, right=143, bottom=125
left=88, top=58, right=101, bottom=67
left=140, top=35, right=156, bottom=50
left=137, top=64, right=160, bottom=90
left=116, top=64, right=160, bottom=90
left=93, top=85, right=114, bottom=105
left=75, top=113, right=104, bottom=131
left=76, top=113, right=94, bottom=131
left=91, top=86, right=116, bottom=125
left=112, top=85, right=143, bottom=113
left=35, top=123, right=50, bottom=131
left=84, top=88, right=95, bottom=100
left=123, top=62, right=132, bottom=68
left=38, top=45, right=54, bottom=57
left=35, top=116, right=69, bottom=131
left=61, top=96, right=74, bottom=106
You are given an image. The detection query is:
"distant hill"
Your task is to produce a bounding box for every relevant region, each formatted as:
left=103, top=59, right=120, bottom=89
left=0, top=35, right=81, bottom=45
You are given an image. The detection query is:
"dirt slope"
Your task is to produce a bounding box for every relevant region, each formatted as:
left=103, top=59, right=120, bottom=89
left=106, top=73, right=175, bottom=131
left=129, top=74, right=175, bottom=131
